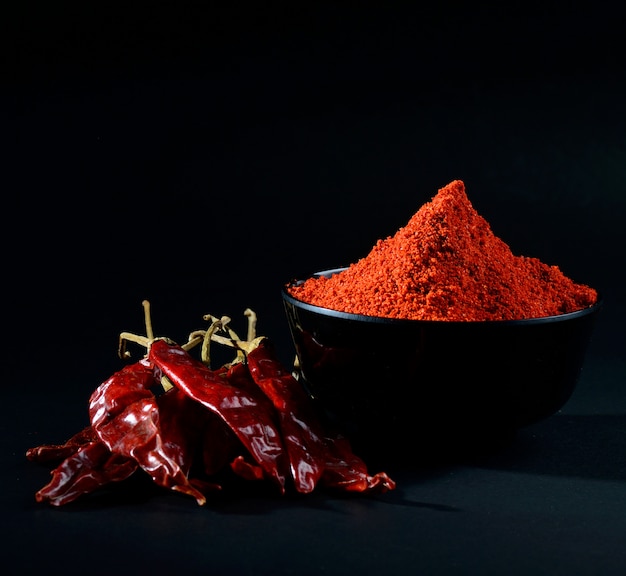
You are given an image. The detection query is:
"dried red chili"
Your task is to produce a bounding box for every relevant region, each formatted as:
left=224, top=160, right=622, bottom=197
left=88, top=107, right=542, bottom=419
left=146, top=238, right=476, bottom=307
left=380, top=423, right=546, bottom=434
left=245, top=338, right=328, bottom=493
left=288, top=180, right=598, bottom=321
left=245, top=338, right=395, bottom=494
left=155, top=385, right=225, bottom=495
left=148, top=338, right=289, bottom=493
left=88, top=358, right=209, bottom=505
left=27, top=303, right=396, bottom=505
left=320, top=433, right=397, bottom=493
left=33, top=440, right=138, bottom=506
left=26, top=425, right=98, bottom=464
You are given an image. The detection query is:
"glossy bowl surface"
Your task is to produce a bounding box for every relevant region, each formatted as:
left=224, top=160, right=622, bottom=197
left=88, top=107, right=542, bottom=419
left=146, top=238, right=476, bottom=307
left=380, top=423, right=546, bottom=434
left=282, top=268, right=602, bottom=463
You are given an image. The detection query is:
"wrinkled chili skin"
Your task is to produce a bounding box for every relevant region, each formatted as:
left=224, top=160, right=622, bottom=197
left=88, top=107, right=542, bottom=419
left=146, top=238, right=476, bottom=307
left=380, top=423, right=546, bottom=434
left=89, top=359, right=155, bottom=431
left=320, top=434, right=396, bottom=493
left=26, top=425, right=98, bottom=463
left=226, top=361, right=267, bottom=397
left=246, top=338, right=327, bottom=493
left=155, top=386, right=223, bottom=495
left=89, top=357, right=207, bottom=505
left=148, top=339, right=289, bottom=492
left=34, top=440, right=138, bottom=506
left=246, top=338, right=395, bottom=494
left=220, top=362, right=278, bottom=482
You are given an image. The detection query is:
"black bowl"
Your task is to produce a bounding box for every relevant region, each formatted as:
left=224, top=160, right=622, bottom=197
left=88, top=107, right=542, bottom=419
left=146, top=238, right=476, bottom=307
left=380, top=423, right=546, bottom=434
left=282, top=268, right=602, bottom=464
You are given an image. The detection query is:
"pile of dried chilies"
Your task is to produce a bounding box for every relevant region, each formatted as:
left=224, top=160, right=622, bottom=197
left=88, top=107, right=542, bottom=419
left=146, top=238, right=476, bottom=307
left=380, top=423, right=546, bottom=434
left=27, top=301, right=395, bottom=506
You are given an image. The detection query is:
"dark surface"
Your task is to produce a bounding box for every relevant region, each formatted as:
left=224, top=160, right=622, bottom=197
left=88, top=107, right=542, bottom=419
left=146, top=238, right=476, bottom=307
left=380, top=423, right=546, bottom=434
left=4, top=3, right=626, bottom=574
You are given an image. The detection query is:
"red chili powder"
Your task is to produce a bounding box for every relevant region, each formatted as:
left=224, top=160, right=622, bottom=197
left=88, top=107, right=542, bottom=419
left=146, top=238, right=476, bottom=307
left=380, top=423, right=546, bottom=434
left=288, top=180, right=598, bottom=321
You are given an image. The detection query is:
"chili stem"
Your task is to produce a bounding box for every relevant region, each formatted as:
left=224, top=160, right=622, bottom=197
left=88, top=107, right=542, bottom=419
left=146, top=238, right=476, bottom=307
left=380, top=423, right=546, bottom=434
left=142, top=300, right=154, bottom=341
left=118, top=332, right=151, bottom=359
left=160, top=375, right=174, bottom=392
left=202, top=314, right=248, bottom=365
left=117, top=300, right=156, bottom=358
left=183, top=331, right=205, bottom=352
left=201, top=317, right=224, bottom=368
left=209, top=333, right=265, bottom=355
left=244, top=308, right=257, bottom=341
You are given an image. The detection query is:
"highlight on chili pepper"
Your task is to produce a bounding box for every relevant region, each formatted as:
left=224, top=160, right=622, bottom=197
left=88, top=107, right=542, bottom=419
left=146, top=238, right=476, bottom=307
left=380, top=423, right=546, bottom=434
left=287, top=179, right=598, bottom=321
left=26, top=301, right=395, bottom=506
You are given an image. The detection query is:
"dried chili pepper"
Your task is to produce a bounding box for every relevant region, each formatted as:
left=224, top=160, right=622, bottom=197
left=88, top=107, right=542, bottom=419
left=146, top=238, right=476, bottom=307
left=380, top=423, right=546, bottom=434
left=28, top=302, right=396, bottom=506
left=245, top=337, right=395, bottom=494
left=201, top=310, right=395, bottom=494
left=26, top=425, right=98, bottom=464
left=200, top=312, right=325, bottom=492
left=320, top=433, right=396, bottom=493
left=219, top=361, right=277, bottom=482
left=155, top=384, right=223, bottom=494
left=148, top=338, right=289, bottom=493
left=242, top=338, right=327, bottom=493
left=89, top=357, right=208, bottom=505
left=34, top=440, right=138, bottom=506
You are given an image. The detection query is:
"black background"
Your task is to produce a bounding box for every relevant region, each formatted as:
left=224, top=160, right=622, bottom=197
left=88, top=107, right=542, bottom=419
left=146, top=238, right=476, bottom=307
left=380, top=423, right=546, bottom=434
left=4, top=2, right=626, bottom=574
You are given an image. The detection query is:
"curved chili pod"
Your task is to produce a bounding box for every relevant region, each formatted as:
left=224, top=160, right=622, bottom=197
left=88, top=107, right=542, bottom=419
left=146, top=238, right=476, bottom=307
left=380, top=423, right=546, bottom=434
left=89, top=358, right=208, bottom=505
left=246, top=338, right=396, bottom=494
left=34, top=440, right=138, bottom=506
left=223, top=362, right=279, bottom=483
left=26, top=425, right=98, bottom=464
left=156, top=386, right=223, bottom=493
left=320, top=434, right=396, bottom=493
left=245, top=339, right=328, bottom=492
left=148, top=339, right=288, bottom=493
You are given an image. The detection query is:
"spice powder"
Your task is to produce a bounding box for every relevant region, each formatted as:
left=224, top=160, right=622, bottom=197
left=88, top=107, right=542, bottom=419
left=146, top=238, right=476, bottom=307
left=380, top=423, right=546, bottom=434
left=289, top=180, right=598, bottom=321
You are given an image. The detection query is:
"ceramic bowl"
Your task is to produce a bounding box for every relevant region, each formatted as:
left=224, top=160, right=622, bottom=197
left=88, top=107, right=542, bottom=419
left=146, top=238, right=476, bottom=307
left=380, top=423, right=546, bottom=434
left=282, top=268, right=602, bottom=464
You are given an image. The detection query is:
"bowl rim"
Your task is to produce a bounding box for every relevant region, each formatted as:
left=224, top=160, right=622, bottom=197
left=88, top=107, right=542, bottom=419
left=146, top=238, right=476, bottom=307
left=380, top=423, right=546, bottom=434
left=283, top=267, right=603, bottom=326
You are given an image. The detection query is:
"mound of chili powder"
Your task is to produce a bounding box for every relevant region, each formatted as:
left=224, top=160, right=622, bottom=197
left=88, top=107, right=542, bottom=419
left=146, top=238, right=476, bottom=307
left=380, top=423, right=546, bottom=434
left=289, top=180, right=598, bottom=321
